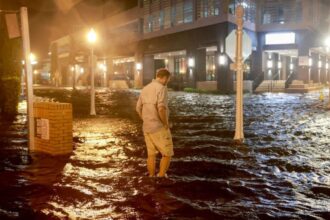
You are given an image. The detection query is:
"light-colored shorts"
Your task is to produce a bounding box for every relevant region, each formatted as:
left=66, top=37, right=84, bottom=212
left=144, top=127, right=174, bottom=157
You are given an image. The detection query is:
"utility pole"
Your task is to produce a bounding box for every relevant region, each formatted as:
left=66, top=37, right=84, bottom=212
left=20, top=7, right=35, bottom=150
left=233, top=5, right=244, bottom=142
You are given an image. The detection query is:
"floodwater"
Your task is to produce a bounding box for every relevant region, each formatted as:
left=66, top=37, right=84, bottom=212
left=0, top=89, right=329, bottom=219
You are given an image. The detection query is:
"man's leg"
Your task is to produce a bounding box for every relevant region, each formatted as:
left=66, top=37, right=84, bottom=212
left=158, top=155, right=171, bottom=177
left=147, top=155, right=156, bottom=177
left=145, top=133, right=158, bottom=177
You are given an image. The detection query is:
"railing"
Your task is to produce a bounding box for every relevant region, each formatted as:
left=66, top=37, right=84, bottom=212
left=285, top=72, right=295, bottom=88
left=270, top=73, right=280, bottom=92
left=253, top=72, right=264, bottom=91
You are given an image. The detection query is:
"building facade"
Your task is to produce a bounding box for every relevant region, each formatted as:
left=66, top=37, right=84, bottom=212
left=50, top=0, right=330, bottom=93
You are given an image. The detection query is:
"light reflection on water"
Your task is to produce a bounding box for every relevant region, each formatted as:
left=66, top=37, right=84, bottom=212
left=0, top=89, right=330, bottom=219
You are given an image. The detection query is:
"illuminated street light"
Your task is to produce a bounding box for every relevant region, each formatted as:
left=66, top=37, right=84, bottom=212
left=87, top=28, right=97, bottom=116
left=29, top=53, right=37, bottom=65
left=136, top=63, right=142, bottom=71
left=87, top=28, right=97, bottom=44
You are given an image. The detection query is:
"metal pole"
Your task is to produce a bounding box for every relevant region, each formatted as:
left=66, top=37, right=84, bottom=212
left=73, top=65, right=76, bottom=90
left=90, top=47, right=96, bottom=115
left=234, top=5, right=244, bottom=141
left=21, top=67, right=25, bottom=96
left=328, top=62, right=330, bottom=108
left=20, top=7, right=35, bottom=150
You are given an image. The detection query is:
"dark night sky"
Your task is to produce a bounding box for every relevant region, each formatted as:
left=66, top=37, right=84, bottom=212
left=0, top=0, right=137, bottom=59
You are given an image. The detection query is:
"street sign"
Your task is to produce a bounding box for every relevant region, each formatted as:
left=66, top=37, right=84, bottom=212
left=225, top=30, right=252, bottom=62
left=5, top=13, right=20, bottom=39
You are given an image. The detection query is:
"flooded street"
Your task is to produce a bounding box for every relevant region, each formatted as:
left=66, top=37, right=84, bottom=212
left=0, top=89, right=329, bottom=219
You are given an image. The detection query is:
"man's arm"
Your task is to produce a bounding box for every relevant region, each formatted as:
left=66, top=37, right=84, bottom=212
left=157, top=87, right=169, bottom=129
left=136, top=96, right=143, bottom=119
left=158, top=106, right=168, bottom=129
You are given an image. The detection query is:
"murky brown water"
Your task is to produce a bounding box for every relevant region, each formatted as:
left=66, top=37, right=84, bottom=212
left=0, top=89, right=329, bottom=219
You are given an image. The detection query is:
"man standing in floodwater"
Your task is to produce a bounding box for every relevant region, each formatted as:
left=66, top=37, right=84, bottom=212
left=136, top=68, right=173, bottom=178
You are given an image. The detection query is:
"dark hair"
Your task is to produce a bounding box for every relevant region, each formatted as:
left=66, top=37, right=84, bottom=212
left=156, top=68, right=171, bottom=79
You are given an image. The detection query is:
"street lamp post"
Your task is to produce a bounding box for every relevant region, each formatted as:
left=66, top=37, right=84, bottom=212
left=325, top=37, right=330, bottom=108
left=87, top=28, right=97, bottom=115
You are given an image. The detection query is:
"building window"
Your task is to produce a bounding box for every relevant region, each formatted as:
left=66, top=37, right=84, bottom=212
left=261, top=0, right=302, bottom=24
left=183, top=0, right=193, bottom=23
left=164, top=6, right=171, bottom=28
left=229, top=0, right=257, bottom=24
left=174, top=57, right=186, bottom=76
left=142, top=0, right=195, bottom=32
left=175, top=0, right=184, bottom=25
left=159, top=10, right=165, bottom=29
left=171, top=4, right=176, bottom=26
left=197, top=0, right=221, bottom=19
left=152, top=11, right=160, bottom=31
left=206, top=54, right=216, bottom=81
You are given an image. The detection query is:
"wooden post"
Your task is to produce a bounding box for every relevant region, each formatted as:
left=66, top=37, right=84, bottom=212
left=234, top=5, right=244, bottom=141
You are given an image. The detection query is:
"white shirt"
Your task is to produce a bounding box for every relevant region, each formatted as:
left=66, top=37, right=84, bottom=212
left=136, top=80, right=169, bottom=133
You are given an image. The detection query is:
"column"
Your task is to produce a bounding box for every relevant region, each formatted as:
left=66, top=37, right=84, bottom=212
left=142, top=54, right=155, bottom=85
left=106, top=56, right=114, bottom=87
left=310, top=53, right=319, bottom=84
left=320, top=55, right=326, bottom=84
left=195, top=48, right=206, bottom=82
left=134, top=52, right=143, bottom=88
left=296, top=43, right=310, bottom=83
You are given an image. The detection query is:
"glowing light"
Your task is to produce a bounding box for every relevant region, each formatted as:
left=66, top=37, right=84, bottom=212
left=80, top=68, right=84, bottom=74
left=318, top=60, right=322, bottom=69
left=188, top=57, right=195, bottom=68
left=278, top=61, right=282, bottom=69
left=326, top=62, right=329, bottom=70
left=87, top=28, right=97, bottom=44
left=290, top=63, right=294, bottom=70
left=267, top=60, right=273, bottom=68
left=241, top=2, right=248, bottom=8
left=219, top=55, right=227, bottom=65
left=309, top=58, right=313, bottom=67
left=136, top=63, right=142, bottom=71
left=98, top=63, right=107, bottom=71
left=30, top=53, right=37, bottom=65
left=325, top=37, right=330, bottom=47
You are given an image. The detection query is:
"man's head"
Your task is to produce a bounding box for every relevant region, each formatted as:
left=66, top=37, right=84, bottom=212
left=156, top=68, right=171, bottom=86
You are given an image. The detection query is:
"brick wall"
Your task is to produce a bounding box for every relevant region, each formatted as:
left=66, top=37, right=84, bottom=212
left=33, top=102, right=73, bottom=155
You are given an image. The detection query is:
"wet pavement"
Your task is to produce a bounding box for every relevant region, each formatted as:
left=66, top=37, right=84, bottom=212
left=0, top=88, right=329, bottom=219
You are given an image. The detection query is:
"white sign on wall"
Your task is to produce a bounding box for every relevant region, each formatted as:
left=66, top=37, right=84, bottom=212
left=35, top=118, right=49, bottom=140
left=298, top=56, right=309, bottom=66
left=265, top=32, right=296, bottom=45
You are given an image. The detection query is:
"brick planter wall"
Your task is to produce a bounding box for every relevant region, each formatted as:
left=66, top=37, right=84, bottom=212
left=33, top=102, right=73, bottom=155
